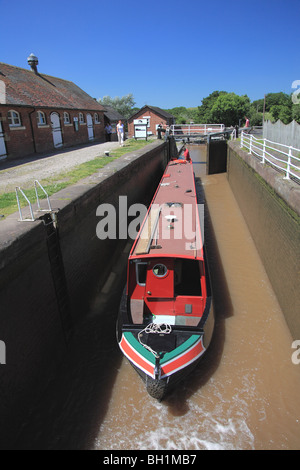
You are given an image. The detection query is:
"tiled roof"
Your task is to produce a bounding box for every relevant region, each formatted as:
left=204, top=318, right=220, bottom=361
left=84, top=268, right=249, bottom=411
left=104, top=106, right=126, bottom=122
left=0, top=62, right=105, bottom=111
left=128, top=105, right=174, bottom=120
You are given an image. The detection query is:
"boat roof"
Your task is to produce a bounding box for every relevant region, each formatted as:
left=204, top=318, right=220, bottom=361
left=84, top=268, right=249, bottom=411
left=130, top=159, right=204, bottom=260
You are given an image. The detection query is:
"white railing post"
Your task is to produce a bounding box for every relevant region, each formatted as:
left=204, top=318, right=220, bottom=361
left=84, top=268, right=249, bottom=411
left=285, top=146, right=292, bottom=180
left=249, top=134, right=253, bottom=154
left=240, top=130, right=244, bottom=148
left=15, top=187, right=35, bottom=222
left=262, top=138, right=266, bottom=164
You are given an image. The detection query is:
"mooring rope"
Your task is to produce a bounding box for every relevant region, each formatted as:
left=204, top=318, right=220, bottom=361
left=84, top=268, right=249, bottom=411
left=138, top=323, right=172, bottom=358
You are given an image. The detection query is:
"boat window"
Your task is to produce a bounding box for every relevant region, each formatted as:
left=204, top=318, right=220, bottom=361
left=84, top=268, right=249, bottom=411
left=152, top=264, right=168, bottom=278
left=174, top=259, right=202, bottom=296
left=136, top=262, right=147, bottom=286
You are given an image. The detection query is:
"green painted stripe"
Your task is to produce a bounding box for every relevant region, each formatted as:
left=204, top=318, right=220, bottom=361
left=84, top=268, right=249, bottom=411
left=124, top=332, right=201, bottom=365
left=160, top=335, right=200, bottom=364
left=124, top=332, right=156, bottom=364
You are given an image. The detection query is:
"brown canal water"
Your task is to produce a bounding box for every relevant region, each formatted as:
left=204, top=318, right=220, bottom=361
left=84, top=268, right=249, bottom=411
left=16, top=144, right=300, bottom=450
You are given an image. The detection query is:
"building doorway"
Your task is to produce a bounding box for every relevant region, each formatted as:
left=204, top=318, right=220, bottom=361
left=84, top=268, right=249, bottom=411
left=86, top=114, right=94, bottom=140
left=0, top=118, right=7, bottom=160
left=50, top=112, right=63, bottom=148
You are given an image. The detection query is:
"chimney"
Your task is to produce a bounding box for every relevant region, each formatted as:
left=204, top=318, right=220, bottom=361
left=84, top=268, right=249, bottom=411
left=27, top=53, right=39, bottom=74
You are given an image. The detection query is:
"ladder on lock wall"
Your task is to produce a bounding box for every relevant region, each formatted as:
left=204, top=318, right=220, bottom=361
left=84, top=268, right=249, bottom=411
left=15, top=180, right=73, bottom=343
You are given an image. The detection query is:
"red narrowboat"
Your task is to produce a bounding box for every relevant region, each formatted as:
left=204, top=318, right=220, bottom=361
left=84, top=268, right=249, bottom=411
left=117, top=157, right=214, bottom=400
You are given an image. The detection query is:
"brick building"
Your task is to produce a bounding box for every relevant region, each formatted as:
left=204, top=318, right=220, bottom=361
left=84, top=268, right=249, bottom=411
left=127, top=105, right=175, bottom=138
left=0, top=54, right=106, bottom=161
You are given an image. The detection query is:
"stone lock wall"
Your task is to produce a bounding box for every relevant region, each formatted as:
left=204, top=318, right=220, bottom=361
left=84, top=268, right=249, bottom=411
left=227, top=141, right=300, bottom=340
left=0, top=139, right=170, bottom=448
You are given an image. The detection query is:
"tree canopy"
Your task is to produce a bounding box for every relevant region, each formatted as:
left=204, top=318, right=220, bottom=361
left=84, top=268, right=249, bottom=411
left=97, top=93, right=136, bottom=119
left=97, top=91, right=300, bottom=127
left=164, top=90, right=299, bottom=126
left=209, top=92, right=250, bottom=127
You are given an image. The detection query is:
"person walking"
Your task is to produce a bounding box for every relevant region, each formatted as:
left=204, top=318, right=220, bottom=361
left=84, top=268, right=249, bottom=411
left=117, top=120, right=124, bottom=146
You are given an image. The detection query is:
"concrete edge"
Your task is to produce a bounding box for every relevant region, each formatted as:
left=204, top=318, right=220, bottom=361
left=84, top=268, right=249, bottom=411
left=228, top=141, right=300, bottom=219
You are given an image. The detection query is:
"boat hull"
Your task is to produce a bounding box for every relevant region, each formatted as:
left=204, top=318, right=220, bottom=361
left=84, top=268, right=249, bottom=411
left=117, top=289, right=214, bottom=400
left=116, top=158, right=215, bottom=400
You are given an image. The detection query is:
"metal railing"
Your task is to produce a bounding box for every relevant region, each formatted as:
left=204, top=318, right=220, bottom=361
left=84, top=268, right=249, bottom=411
left=240, top=131, right=300, bottom=185
left=16, top=180, right=53, bottom=221
left=170, top=123, right=225, bottom=136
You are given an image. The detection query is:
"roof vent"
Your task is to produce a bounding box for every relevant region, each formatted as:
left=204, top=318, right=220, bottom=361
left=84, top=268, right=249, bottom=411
left=27, top=53, right=39, bottom=74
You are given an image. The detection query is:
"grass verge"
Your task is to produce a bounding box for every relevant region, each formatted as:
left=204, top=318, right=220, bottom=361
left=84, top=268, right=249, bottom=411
left=0, top=139, right=155, bottom=219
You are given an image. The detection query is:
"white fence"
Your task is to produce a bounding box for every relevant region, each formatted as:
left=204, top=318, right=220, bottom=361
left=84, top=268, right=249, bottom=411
left=240, top=131, right=300, bottom=185
left=170, top=124, right=225, bottom=136
left=263, top=120, right=300, bottom=149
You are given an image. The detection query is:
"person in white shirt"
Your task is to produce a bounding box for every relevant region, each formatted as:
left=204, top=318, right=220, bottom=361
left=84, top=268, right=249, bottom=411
left=117, top=120, right=124, bottom=146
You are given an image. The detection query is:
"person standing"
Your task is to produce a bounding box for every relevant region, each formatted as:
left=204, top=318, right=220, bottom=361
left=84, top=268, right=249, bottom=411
left=105, top=122, right=112, bottom=141
left=157, top=123, right=162, bottom=139
left=117, top=120, right=124, bottom=146
left=183, top=147, right=191, bottom=162
left=164, top=124, right=170, bottom=141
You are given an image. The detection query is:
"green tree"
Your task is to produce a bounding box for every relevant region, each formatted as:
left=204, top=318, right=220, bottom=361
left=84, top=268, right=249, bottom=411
left=278, top=106, right=293, bottom=124
left=265, top=92, right=291, bottom=112
left=251, top=98, right=265, bottom=113
left=248, top=108, right=263, bottom=126
left=270, top=105, right=282, bottom=121
left=270, top=104, right=292, bottom=124
left=197, top=91, right=227, bottom=123
left=165, top=107, right=188, bottom=123
left=98, top=94, right=136, bottom=119
left=209, top=93, right=250, bottom=127
left=292, top=104, right=300, bottom=124
left=164, top=106, right=200, bottom=124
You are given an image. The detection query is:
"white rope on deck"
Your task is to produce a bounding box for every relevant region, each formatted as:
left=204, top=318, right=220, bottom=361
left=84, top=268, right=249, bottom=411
left=138, top=323, right=172, bottom=358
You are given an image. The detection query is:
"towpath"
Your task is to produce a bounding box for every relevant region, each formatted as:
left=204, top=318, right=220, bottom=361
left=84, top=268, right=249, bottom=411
left=0, top=140, right=120, bottom=193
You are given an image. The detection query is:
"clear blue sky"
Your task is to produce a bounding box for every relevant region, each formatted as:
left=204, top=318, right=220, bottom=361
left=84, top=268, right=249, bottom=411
left=1, top=0, right=299, bottom=109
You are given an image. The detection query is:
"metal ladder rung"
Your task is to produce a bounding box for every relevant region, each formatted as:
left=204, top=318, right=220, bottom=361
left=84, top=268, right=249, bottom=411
left=34, top=180, right=52, bottom=213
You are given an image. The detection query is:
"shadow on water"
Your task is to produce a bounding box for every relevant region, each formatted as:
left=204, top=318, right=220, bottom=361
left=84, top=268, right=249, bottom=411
left=14, top=247, right=129, bottom=450
left=164, top=177, right=233, bottom=414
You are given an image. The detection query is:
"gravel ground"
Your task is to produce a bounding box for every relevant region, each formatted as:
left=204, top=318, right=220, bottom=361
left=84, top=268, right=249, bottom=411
left=0, top=140, right=121, bottom=193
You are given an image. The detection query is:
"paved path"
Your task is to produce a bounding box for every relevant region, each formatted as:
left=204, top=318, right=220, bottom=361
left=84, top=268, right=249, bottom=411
left=0, top=141, right=120, bottom=193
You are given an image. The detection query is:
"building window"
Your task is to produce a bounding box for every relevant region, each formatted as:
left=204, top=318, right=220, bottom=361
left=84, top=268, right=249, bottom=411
left=143, top=116, right=151, bottom=128
left=79, top=112, right=84, bottom=124
left=8, top=110, right=21, bottom=127
left=37, top=111, right=46, bottom=125
left=94, top=113, right=100, bottom=124
left=63, top=112, right=70, bottom=124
